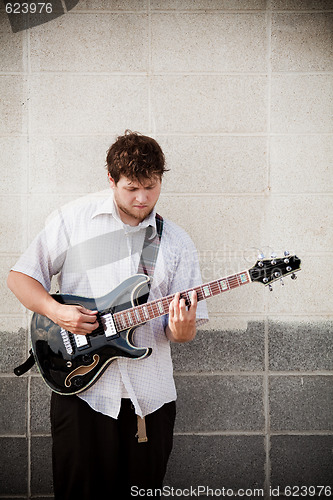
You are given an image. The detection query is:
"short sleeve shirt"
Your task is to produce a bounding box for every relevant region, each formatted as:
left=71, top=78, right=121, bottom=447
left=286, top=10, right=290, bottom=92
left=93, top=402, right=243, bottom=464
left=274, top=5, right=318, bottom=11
left=12, top=190, right=209, bottom=418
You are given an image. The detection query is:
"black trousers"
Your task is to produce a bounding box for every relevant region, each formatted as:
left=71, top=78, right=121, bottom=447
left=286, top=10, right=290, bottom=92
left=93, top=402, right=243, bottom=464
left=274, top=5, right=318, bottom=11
left=50, top=393, right=176, bottom=500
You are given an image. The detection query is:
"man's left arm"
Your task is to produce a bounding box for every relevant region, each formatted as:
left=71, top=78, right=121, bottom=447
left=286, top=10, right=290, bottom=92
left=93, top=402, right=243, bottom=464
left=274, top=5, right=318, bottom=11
left=165, top=290, right=198, bottom=343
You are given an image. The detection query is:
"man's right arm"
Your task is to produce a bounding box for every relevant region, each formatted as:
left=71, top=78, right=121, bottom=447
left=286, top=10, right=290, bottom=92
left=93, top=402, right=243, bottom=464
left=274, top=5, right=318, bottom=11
left=7, top=271, right=98, bottom=335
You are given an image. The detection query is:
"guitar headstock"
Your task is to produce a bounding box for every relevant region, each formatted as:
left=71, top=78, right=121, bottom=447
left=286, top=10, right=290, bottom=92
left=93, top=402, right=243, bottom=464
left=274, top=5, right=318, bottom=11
left=249, top=253, right=301, bottom=289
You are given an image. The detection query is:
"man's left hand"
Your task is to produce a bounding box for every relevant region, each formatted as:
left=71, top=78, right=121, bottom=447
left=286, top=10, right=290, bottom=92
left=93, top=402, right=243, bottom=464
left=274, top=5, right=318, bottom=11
left=166, top=290, right=197, bottom=343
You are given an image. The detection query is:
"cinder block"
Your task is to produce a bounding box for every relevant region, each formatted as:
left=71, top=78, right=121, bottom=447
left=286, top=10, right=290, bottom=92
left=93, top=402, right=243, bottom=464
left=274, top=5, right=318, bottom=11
left=0, top=137, right=29, bottom=195
left=0, top=437, right=28, bottom=495
left=0, top=378, right=28, bottom=434
left=272, top=0, right=333, bottom=10
left=0, top=16, right=25, bottom=72
left=30, top=378, right=52, bottom=435
left=152, top=0, right=266, bottom=9
left=270, top=135, right=333, bottom=193
left=174, top=375, right=264, bottom=432
left=29, top=74, right=149, bottom=135
left=0, top=257, right=27, bottom=315
left=164, top=435, right=265, bottom=490
left=0, top=76, right=27, bottom=135
left=30, top=14, right=148, bottom=72
left=271, top=74, right=332, bottom=133
left=0, top=318, right=27, bottom=373
left=266, top=255, right=332, bottom=316
left=172, top=321, right=265, bottom=372
left=31, top=436, right=53, bottom=496
left=272, top=13, right=333, bottom=72
left=269, top=319, right=333, bottom=371
left=159, top=135, right=268, bottom=194
left=29, top=136, right=110, bottom=194
left=194, top=259, right=266, bottom=315
left=151, top=13, right=267, bottom=72
left=151, top=75, right=267, bottom=133
left=269, top=375, right=333, bottom=431
left=0, top=196, right=26, bottom=253
left=270, top=435, right=333, bottom=488
left=266, top=197, right=332, bottom=253
left=158, top=195, right=266, bottom=254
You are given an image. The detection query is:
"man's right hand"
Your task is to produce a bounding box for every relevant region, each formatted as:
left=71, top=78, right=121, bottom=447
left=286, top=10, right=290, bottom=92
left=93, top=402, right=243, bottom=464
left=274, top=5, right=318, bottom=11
left=7, top=271, right=98, bottom=336
left=52, top=303, right=99, bottom=336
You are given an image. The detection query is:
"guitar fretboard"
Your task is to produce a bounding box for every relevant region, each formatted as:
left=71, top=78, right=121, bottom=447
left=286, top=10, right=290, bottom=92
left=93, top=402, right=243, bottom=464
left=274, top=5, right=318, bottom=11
left=112, top=270, right=251, bottom=332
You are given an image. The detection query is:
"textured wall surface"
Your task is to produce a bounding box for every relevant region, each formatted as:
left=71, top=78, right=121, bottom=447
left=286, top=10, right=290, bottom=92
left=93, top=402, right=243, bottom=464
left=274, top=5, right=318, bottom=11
left=0, top=0, right=332, bottom=498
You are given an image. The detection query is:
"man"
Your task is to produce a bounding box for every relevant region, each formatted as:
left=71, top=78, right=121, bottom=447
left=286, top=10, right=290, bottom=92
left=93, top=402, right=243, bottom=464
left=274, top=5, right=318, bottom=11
left=7, top=131, right=208, bottom=499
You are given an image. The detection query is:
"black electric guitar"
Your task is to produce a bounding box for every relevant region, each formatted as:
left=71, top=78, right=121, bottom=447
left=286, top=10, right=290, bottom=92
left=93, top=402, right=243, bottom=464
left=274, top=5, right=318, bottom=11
left=29, top=254, right=301, bottom=395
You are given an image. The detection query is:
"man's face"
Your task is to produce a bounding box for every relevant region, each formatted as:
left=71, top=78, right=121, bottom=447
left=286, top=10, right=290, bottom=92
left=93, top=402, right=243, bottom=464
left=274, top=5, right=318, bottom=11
left=108, top=174, right=162, bottom=226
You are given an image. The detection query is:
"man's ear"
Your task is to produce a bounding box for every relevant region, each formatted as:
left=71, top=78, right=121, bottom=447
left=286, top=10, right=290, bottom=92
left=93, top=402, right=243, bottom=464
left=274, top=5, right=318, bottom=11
left=108, top=173, right=116, bottom=188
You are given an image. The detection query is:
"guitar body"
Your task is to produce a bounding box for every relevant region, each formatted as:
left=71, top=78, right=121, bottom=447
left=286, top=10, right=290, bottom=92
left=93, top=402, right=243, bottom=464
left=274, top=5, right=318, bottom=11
left=31, top=274, right=152, bottom=395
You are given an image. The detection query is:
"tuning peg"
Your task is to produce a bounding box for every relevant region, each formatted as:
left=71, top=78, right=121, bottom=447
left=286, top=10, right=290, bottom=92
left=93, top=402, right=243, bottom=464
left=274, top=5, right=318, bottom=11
left=271, top=252, right=277, bottom=265
left=280, top=278, right=285, bottom=286
left=284, top=250, right=290, bottom=263
left=291, top=273, right=297, bottom=280
left=258, top=252, right=265, bottom=267
left=268, top=284, right=273, bottom=291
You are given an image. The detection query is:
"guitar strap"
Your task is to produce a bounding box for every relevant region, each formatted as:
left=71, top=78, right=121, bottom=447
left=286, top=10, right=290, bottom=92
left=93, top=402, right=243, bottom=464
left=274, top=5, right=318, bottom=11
left=135, top=213, right=163, bottom=443
left=137, top=213, right=163, bottom=281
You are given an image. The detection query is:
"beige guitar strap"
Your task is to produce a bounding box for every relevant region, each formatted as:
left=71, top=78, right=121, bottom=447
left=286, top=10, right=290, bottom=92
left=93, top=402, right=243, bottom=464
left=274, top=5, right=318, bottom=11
left=134, top=214, right=163, bottom=443
left=136, top=415, right=148, bottom=443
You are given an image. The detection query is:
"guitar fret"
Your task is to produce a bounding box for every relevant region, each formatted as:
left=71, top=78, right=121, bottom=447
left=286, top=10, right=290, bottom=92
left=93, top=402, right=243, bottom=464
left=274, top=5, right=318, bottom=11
left=120, top=313, right=127, bottom=328
left=143, top=305, right=149, bottom=320
left=210, top=281, right=220, bottom=295
left=134, top=309, right=141, bottom=323
left=228, top=275, right=239, bottom=289
left=127, top=311, right=133, bottom=325
left=202, top=284, right=212, bottom=297
left=219, top=278, right=230, bottom=291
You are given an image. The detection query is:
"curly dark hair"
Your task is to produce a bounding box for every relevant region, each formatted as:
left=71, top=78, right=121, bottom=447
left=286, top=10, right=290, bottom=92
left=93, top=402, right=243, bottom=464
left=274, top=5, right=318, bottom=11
left=106, top=130, right=168, bottom=184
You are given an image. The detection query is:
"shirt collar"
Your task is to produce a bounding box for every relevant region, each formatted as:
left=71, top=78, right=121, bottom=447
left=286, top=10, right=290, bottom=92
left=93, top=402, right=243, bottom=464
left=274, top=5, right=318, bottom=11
left=91, top=192, right=157, bottom=238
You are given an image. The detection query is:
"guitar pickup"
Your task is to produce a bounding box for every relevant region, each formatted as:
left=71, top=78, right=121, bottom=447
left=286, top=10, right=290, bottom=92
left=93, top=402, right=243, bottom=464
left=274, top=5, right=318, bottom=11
left=73, top=333, right=90, bottom=350
left=100, top=313, right=118, bottom=339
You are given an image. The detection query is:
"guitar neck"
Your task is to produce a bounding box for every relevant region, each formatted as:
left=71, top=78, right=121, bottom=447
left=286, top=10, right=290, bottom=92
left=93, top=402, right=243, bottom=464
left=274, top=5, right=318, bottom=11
left=112, top=269, right=251, bottom=332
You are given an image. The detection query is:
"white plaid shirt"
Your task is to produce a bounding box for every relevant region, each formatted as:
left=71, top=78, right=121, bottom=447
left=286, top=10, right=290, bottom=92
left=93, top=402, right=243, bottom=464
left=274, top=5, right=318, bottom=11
left=12, top=190, right=209, bottom=418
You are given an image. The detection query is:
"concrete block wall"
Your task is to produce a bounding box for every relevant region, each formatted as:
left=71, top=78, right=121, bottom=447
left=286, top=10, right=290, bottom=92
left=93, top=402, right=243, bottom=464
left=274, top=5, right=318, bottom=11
left=0, top=1, right=332, bottom=497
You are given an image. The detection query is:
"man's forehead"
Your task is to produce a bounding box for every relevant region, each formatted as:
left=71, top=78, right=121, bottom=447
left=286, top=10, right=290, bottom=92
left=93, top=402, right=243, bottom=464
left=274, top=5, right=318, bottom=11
left=123, top=176, right=160, bottom=187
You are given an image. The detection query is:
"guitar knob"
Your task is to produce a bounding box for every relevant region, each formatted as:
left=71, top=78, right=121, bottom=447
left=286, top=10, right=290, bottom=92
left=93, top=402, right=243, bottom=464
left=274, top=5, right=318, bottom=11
left=74, top=377, right=83, bottom=387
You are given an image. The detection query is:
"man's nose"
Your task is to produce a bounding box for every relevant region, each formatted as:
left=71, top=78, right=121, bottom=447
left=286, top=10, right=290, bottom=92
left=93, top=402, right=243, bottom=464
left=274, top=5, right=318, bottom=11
left=135, top=190, right=148, bottom=203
